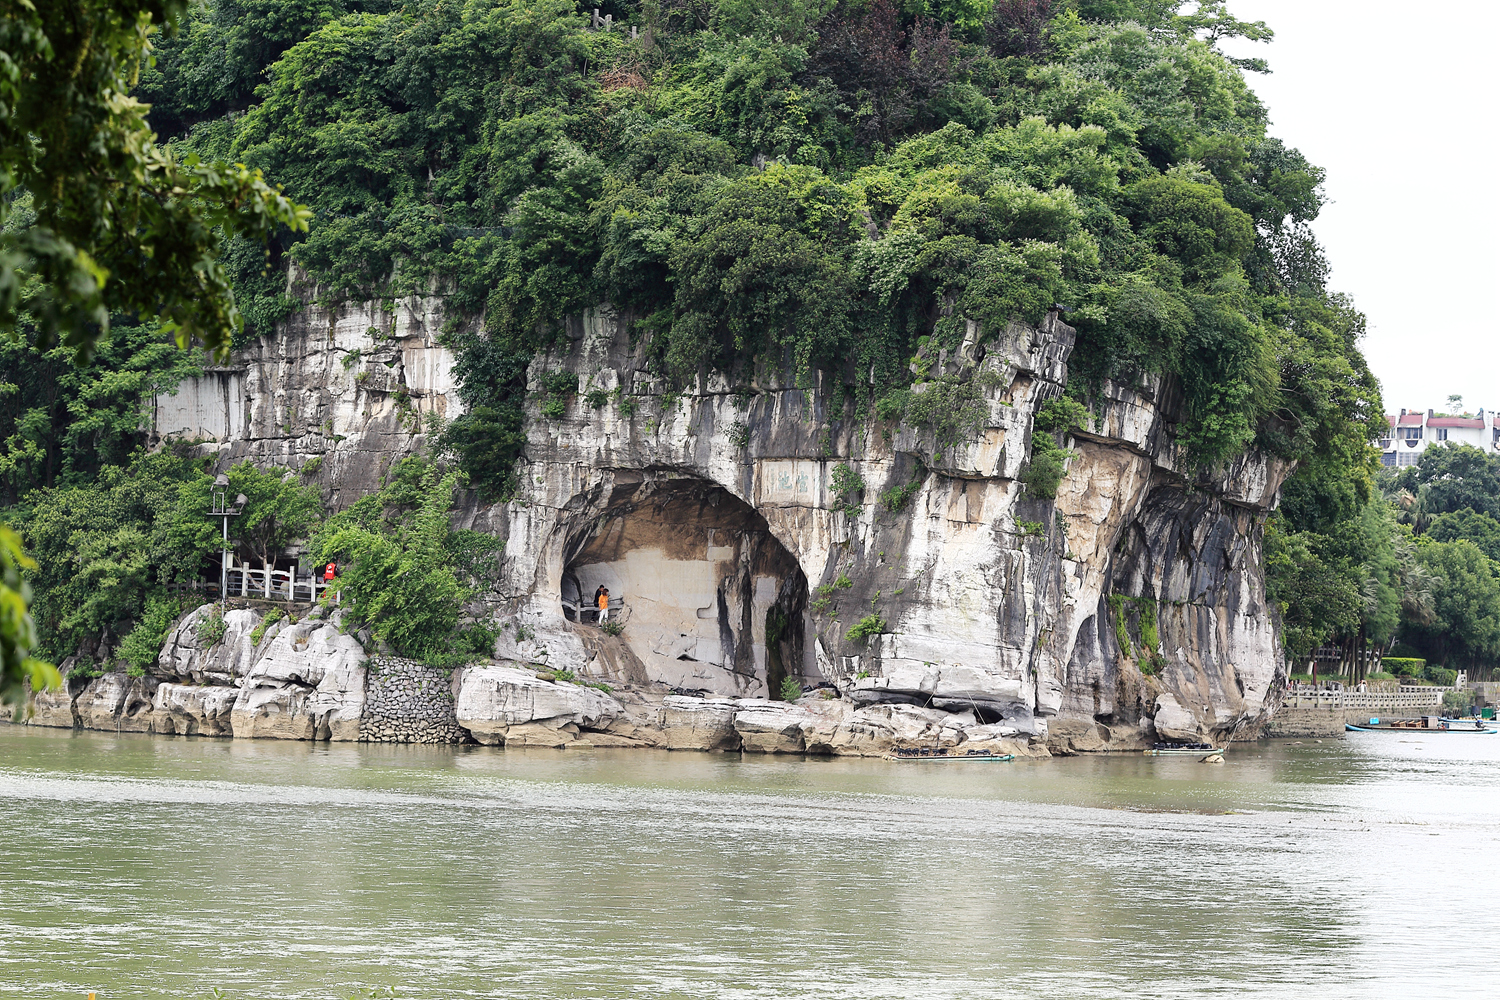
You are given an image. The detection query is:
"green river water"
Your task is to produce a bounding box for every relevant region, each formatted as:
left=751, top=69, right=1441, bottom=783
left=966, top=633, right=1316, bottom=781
left=1, top=725, right=1497, bottom=999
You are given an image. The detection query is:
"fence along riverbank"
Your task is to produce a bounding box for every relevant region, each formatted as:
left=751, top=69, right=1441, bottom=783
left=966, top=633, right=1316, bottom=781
left=1267, top=685, right=1450, bottom=737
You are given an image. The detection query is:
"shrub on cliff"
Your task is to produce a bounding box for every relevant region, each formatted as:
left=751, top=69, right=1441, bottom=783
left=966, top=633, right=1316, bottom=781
left=314, top=459, right=503, bottom=663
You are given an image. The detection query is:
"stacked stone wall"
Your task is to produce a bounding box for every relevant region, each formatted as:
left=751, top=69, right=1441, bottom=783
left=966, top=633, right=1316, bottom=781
left=360, top=658, right=469, bottom=744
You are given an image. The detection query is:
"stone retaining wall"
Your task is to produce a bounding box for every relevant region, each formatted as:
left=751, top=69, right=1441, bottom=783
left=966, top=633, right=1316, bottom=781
left=359, top=658, right=469, bottom=744
left=1264, top=699, right=1343, bottom=738
left=1266, top=689, right=1448, bottom=738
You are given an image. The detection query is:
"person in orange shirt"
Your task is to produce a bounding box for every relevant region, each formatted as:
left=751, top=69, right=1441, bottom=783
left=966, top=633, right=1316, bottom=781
left=596, top=587, right=610, bottom=625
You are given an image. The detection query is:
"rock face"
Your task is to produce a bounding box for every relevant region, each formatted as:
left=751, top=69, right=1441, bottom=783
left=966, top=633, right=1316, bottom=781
left=28, top=605, right=368, bottom=741
left=151, top=277, right=461, bottom=507
left=231, top=614, right=367, bottom=740
left=455, top=664, right=625, bottom=745
left=145, top=294, right=1293, bottom=747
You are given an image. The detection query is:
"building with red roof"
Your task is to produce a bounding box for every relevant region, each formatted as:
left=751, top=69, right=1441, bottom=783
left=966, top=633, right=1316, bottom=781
left=1379, top=408, right=1495, bottom=467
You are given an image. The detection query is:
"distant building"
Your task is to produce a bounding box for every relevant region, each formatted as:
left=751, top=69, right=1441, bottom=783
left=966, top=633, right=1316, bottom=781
left=1380, top=408, right=1494, bottom=467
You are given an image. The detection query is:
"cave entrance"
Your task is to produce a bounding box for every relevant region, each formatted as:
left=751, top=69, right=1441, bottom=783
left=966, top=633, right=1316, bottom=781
left=561, top=477, right=810, bottom=697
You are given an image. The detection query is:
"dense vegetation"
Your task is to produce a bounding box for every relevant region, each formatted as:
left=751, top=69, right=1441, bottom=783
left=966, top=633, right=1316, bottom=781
left=132, top=0, right=1378, bottom=491
left=10, top=0, right=1493, bottom=681
left=1271, top=437, right=1500, bottom=678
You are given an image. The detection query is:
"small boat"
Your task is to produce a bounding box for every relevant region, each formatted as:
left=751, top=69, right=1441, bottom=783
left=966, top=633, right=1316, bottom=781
left=1345, top=720, right=1497, bottom=734
left=1441, top=718, right=1497, bottom=731
left=889, top=747, right=1015, bottom=761
left=1143, top=741, right=1226, bottom=756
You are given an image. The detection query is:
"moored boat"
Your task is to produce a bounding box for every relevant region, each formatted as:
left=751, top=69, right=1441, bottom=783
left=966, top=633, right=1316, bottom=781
left=1143, top=741, right=1227, bottom=756
left=1345, top=719, right=1497, bottom=734
left=889, top=747, right=1015, bottom=761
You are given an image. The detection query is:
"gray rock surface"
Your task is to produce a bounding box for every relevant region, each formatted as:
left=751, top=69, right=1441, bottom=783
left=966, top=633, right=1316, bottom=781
left=455, top=664, right=624, bottom=745
left=136, top=294, right=1296, bottom=748
left=231, top=613, right=366, bottom=740
left=154, top=684, right=237, bottom=737
left=658, top=695, right=739, bottom=751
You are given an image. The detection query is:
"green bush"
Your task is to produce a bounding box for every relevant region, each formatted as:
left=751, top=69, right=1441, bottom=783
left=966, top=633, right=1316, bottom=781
left=1033, top=397, right=1091, bottom=434
left=118, top=595, right=181, bottom=678
left=830, top=463, right=865, bottom=518
left=879, top=481, right=920, bottom=513
left=1424, top=665, right=1458, bottom=687
left=249, top=607, right=283, bottom=646
left=314, top=459, right=504, bottom=663
left=1382, top=657, right=1425, bottom=677
left=539, top=371, right=578, bottom=396
left=779, top=676, right=803, bottom=702
left=1023, top=432, right=1072, bottom=500
left=845, top=614, right=886, bottom=643
left=1107, top=594, right=1132, bottom=660
left=195, top=605, right=227, bottom=648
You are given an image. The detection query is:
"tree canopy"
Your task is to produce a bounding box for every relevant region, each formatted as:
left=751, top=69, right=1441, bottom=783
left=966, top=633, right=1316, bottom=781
left=0, top=0, right=311, bottom=359
left=133, top=0, right=1378, bottom=489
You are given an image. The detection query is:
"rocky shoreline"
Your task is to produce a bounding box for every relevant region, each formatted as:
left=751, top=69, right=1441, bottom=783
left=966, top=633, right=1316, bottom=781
left=12, top=601, right=1167, bottom=758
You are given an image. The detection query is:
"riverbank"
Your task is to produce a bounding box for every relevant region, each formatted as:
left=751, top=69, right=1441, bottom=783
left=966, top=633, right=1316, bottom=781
left=16, top=601, right=1151, bottom=758
left=17, top=653, right=1057, bottom=758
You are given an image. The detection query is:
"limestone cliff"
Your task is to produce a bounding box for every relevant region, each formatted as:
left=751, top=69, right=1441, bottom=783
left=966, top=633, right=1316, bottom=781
left=141, top=285, right=1291, bottom=750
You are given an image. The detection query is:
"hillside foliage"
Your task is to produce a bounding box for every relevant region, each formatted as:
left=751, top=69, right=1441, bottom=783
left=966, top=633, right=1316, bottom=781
left=134, top=0, right=1378, bottom=485
left=5, top=0, right=1456, bottom=675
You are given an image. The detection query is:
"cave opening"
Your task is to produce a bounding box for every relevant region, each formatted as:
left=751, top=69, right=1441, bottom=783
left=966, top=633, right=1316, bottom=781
left=560, top=477, right=811, bottom=697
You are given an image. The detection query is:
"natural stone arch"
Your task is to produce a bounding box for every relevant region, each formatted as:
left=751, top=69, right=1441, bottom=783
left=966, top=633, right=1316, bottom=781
left=560, top=475, right=812, bottom=697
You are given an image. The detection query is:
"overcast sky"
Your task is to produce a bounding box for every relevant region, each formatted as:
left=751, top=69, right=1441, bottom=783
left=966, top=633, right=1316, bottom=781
left=1218, top=0, right=1500, bottom=417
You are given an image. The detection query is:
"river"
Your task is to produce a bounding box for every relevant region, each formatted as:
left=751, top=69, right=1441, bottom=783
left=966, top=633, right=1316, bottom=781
left=1, top=726, right=1497, bottom=999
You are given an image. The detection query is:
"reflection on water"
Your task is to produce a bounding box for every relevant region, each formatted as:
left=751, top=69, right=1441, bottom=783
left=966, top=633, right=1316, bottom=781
left=1, top=726, right=1497, bottom=999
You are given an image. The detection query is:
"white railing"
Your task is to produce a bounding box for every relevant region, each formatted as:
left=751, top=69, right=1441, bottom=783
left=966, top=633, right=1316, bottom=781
left=217, top=555, right=336, bottom=603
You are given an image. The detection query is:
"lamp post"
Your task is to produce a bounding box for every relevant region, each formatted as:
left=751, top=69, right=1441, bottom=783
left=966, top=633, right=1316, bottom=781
left=209, top=474, right=247, bottom=599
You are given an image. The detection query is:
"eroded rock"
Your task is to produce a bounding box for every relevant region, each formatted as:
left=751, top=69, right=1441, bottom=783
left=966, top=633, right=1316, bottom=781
left=154, top=684, right=237, bottom=737
left=231, top=613, right=366, bottom=741
left=658, top=695, right=739, bottom=751
left=455, top=664, right=624, bottom=745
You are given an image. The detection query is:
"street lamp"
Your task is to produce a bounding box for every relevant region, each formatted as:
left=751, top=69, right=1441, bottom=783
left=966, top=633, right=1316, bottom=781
left=209, top=474, right=247, bottom=600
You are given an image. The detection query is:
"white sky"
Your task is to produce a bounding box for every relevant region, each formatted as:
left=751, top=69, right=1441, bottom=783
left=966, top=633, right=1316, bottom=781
left=1218, top=0, right=1500, bottom=417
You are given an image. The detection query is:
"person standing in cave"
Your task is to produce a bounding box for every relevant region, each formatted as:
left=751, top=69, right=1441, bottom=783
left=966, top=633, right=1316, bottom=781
left=593, top=585, right=608, bottom=624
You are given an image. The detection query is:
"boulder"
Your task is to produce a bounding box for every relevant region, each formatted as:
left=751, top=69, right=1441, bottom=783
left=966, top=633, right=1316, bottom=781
left=153, top=684, right=237, bottom=737
left=25, top=685, right=76, bottom=729
left=497, top=721, right=580, bottom=747
left=855, top=703, right=951, bottom=747
left=1045, top=717, right=1108, bottom=754
left=455, top=663, right=624, bottom=745
left=805, top=702, right=897, bottom=757
left=74, top=674, right=156, bottom=732
left=657, top=695, right=739, bottom=751
left=158, top=606, right=262, bottom=683
left=1152, top=692, right=1202, bottom=742
left=733, top=701, right=811, bottom=753
left=231, top=614, right=366, bottom=741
